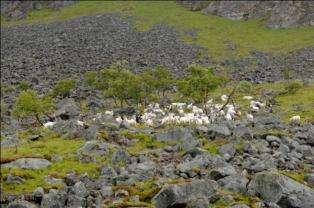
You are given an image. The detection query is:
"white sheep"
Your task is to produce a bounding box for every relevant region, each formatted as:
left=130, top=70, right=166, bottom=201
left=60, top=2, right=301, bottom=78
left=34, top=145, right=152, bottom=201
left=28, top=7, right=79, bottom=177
left=243, top=96, right=253, bottom=100
left=77, top=120, right=85, bottom=127
left=250, top=101, right=264, bottom=111
left=115, top=116, right=123, bottom=124
left=221, top=94, right=228, bottom=102
left=246, top=113, right=254, bottom=122
left=290, top=115, right=301, bottom=124
left=43, top=121, right=56, bottom=128
left=104, top=110, right=114, bottom=116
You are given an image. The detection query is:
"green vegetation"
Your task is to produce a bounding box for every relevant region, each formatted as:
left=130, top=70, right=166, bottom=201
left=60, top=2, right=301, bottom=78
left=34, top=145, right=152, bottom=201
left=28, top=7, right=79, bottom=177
left=178, top=64, right=226, bottom=105
left=202, top=139, right=229, bottom=155
left=2, top=1, right=313, bottom=60
left=108, top=180, right=160, bottom=207
left=12, top=90, right=55, bottom=125
left=52, top=79, right=77, bottom=98
left=1, top=129, right=101, bottom=194
left=85, top=62, right=175, bottom=107
left=17, top=81, right=32, bottom=91
left=122, top=132, right=166, bottom=156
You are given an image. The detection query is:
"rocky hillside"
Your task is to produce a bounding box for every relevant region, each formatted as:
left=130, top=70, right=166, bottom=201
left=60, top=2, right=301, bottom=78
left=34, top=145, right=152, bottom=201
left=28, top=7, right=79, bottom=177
left=1, top=0, right=76, bottom=20
left=1, top=97, right=314, bottom=207
left=179, top=1, right=314, bottom=29
left=1, top=1, right=314, bottom=208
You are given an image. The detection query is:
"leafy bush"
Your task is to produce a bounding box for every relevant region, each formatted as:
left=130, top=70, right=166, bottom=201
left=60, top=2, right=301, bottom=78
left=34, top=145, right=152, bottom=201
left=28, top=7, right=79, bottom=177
left=12, top=90, right=55, bottom=125
left=53, top=79, right=77, bottom=98
left=178, top=64, right=226, bottom=104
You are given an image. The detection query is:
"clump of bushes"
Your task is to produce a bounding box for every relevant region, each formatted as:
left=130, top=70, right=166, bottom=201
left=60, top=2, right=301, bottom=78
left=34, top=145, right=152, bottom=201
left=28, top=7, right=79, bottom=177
left=52, top=79, right=77, bottom=98
left=12, top=90, right=55, bottom=125
left=85, top=61, right=226, bottom=108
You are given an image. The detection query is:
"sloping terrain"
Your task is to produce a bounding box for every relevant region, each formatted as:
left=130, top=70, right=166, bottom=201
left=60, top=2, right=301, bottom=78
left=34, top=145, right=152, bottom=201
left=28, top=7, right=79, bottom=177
left=1, top=1, right=314, bottom=208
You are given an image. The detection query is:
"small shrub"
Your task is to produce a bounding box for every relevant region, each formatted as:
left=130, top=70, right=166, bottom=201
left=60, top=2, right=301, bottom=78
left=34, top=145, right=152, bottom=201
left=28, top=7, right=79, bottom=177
left=53, top=79, right=77, bottom=98
left=12, top=90, right=55, bottom=125
left=178, top=64, right=226, bottom=105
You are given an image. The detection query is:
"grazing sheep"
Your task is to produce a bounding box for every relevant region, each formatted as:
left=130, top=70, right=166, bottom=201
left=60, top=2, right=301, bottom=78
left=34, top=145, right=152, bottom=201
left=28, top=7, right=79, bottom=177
left=243, top=96, right=253, bottom=100
left=221, top=94, right=228, bottom=102
left=290, top=115, right=301, bottom=125
left=43, top=121, right=56, bottom=128
left=246, top=113, right=254, bottom=122
left=105, top=110, right=114, bottom=116
left=77, top=120, right=85, bottom=127
left=250, top=101, right=264, bottom=111
left=115, top=116, right=123, bottom=124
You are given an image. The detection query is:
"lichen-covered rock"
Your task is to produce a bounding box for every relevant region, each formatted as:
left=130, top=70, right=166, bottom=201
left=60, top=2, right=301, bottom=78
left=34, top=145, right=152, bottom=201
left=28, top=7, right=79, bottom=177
left=2, top=158, right=51, bottom=170
left=248, top=171, right=314, bottom=208
left=153, top=179, right=218, bottom=208
left=7, top=200, right=37, bottom=208
left=154, top=128, right=199, bottom=151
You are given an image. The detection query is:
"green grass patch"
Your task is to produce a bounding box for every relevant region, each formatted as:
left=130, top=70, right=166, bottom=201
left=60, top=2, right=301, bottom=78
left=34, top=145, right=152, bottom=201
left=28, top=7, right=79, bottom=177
left=1, top=129, right=102, bottom=195
left=202, top=139, right=229, bottom=155
left=2, top=1, right=313, bottom=60
left=122, top=132, right=166, bottom=156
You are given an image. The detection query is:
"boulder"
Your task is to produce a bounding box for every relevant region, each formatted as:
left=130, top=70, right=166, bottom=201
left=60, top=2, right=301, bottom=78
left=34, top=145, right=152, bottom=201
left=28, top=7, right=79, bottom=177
left=33, top=187, right=44, bottom=204
left=154, top=128, right=199, bottom=151
left=217, top=175, right=249, bottom=193
left=54, top=98, right=80, bottom=120
left=207, top=124, right=231, bottom=139
left=111, top=149, right=132, bottom=165
left=8, top=200, right=37, bottom=208
left=1, top=135, right=20, bottom=148
left=248, top=171, right=314, bottom=208
left=2, top=158, right=51, bottom=170
left=77, top=140, right=109, bottom=163
left=152, top=179, right=218, bottom=208
left=41, top=189, right=65, bottom=208
left=73, top=181, right=88, bottom=198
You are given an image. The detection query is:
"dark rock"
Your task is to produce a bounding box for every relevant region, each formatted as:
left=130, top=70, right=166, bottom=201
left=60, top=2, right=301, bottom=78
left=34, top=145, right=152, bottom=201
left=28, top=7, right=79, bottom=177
left=152, top=179, right=218, bottom=208
left=65, top=173, right=79, bottom=186
left=248, top=171, right=314, bottom=208
left=111, top=149, right=132, bottom=165
left=41, top=189, right=65, bottom=208
left=77, top=140, right=108, bottom=163
left=73, top=181, right=88, bottom=198
left=154, top=127, right=199, bottom=151
left=207, top=124, right=231, bottom=139
left=66, top=194, right=86, bottom=208
left=33, top=187, right=44, bottom=204
left=217, top=175, right=249, bottom=194
left=55, top=98, right=80, bottom=120
left=219, top=143, right=235, bottom=161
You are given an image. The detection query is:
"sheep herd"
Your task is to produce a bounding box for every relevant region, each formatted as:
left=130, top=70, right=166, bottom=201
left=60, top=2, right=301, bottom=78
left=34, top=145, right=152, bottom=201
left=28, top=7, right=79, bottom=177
left=43, top=94, right=301, bottom=128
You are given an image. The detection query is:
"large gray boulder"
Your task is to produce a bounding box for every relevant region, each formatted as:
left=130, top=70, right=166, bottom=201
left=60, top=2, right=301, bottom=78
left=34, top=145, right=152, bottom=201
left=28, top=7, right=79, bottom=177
left=201, top=1, right=314, bottom=28
left=2, top=158, right=51, bottom=170
left=1, top=135, right=20, bottom=148
left=217, top=175, right=249, bottom=194
left=7, top=200, right=37, bottom=208
left=154, top=128, right=199, bottom=151
left=248, top=171, right=314, bottom=208
left=41, top=189, right=66, bottom=208
left=54, top=98, right=80, bottom=120
left=77, top=140, right=109, bottom=163
left=152, top=179, right=218, bottom=208
left=207, top=124, right=231, bottom=139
